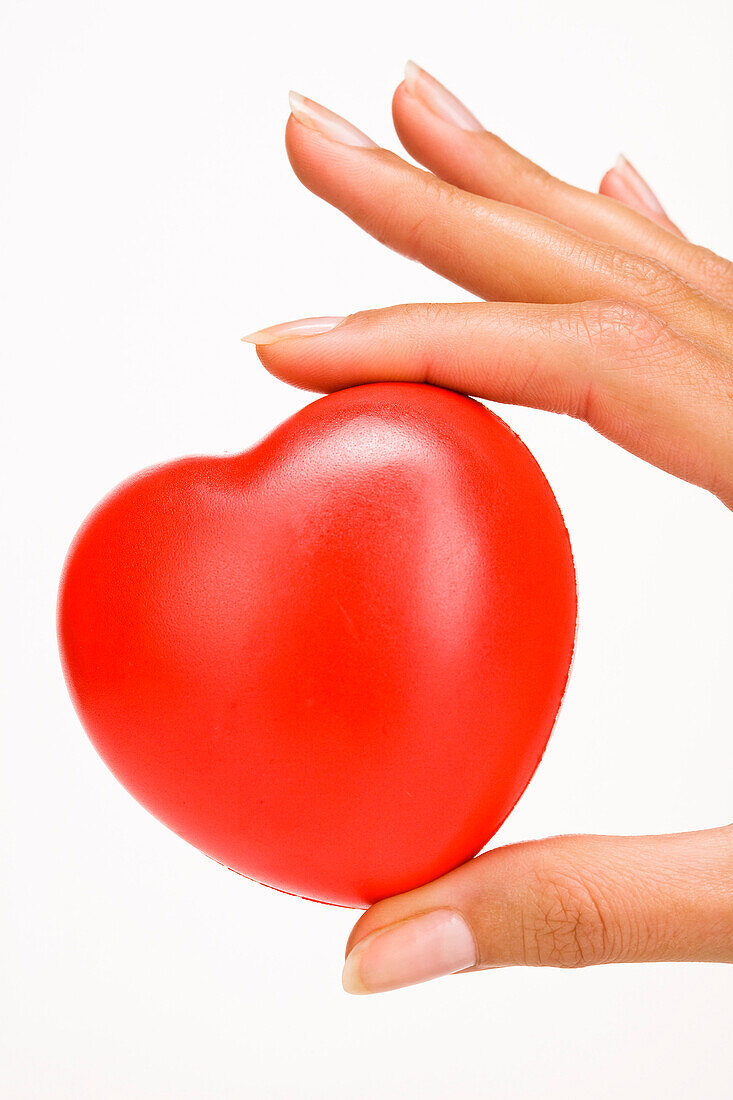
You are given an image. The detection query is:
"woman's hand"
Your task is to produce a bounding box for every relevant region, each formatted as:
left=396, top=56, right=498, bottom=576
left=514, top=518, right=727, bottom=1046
left=243, top=63, right=733, bottom=992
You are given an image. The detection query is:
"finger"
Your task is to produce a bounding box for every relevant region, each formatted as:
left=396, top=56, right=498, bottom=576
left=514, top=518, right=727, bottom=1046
left=285, top=96, right=732, bottom=350
left=391, top=64, right=733, bottom=308
left=599, top=156, right=685, bottom=238
left=245, top=302, right=733, bottom=508
left=340, top=826, right=733, bottom=993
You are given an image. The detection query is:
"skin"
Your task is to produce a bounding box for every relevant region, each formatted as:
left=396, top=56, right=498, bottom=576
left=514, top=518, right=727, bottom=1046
left=247, top=71, right=733, bottom=987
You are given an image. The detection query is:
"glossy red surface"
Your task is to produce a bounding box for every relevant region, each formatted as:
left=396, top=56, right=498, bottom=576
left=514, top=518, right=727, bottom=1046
left=58, top=383, right=576, bottom=907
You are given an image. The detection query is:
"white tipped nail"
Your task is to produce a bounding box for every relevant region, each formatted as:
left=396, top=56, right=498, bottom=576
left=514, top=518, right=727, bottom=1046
left=342, top=910, right=477, bottom=996
left=403, top=61, right=482, bottom=132
left=242, top=315, right=346, bottom=346
left=288, top=92, right=379, bottom=149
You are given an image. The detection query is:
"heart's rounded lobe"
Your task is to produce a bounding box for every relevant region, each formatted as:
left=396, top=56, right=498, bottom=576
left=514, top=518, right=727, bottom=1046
left=59, top=383, right=576, bottom=907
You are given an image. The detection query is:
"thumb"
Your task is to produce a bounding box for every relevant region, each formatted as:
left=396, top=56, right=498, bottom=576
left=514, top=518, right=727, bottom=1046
left=341, top=826, right=733, bottom=994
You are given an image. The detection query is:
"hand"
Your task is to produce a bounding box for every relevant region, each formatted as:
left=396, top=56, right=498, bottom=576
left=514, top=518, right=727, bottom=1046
left=243, top=63, right=733, bottom=992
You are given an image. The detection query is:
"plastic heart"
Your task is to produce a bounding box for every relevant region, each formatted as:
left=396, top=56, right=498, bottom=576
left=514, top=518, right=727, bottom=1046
left=58, top=383, right=576, bottom=907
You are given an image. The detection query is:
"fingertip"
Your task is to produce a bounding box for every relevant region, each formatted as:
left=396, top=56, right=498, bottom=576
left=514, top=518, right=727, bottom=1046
left=598, top=167, right=618, bottom=197
left=598, top=165, right=649, bottom=212
left=284, top=111, right=312, bottom=172
left=598, top=166, right=685, bottom=237
left=391, top=79, right=412, bottom=120
left=253, top=342, right=322, bottom=393
left=391, top=80, right=425, bottom=153
left=344, top=909, right=373, bottom=959
left=284, top=109, right=340, bottom=179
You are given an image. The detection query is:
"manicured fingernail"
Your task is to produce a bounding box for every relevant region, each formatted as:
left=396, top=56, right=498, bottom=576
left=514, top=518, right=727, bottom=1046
left=288, top=91, right=379, bottom=149
left=403, top=61, right=482, bottom=132
left=241, top=316, right=346, bottom=346
left=613, top=155, right=665, bottom=215
left=342, top=909, right=477, bottom=995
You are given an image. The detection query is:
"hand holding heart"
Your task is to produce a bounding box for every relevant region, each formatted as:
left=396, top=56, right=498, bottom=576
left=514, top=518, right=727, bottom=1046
left=246, top=65, right=733, bottom=992
left=61, top=64, right=733, bottom=995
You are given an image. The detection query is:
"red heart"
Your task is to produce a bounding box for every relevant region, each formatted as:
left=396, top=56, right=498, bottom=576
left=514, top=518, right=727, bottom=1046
left=58, top=383, right=576, bottom=908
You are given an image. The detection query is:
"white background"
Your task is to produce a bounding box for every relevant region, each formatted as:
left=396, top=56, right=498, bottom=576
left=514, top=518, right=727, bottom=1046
left=2, top=1, right=732, bottom=1096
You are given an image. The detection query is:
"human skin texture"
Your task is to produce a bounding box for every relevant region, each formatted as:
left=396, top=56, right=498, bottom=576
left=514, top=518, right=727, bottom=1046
left=242, top=63, right=733, bottom=992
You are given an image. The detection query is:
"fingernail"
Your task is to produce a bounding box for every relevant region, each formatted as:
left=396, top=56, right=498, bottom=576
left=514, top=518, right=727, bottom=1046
left=241, top=316, right=346, bottom=346
left=613, top=155, right=665, bottom=216
left=342, top=909, right=477, bottom=995
left=288, top=91, right=379, bottom=149
left=403, top=61, right=482, bottom=132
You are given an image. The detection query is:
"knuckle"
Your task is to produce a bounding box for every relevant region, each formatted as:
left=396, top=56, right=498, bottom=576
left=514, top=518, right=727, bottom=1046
left=400, top=176, right=450, bottom=257
left=380, top=302, right=462, bottom=386
left=399, top=301, right=453, bottom=328
left=573, top=299, right=671, bottom=357
left=402, top=176, right=473, bottom=263
left=688, top=247, right=733, bottom=303
left=402, top=211, right=433, bottom=257
left=530, top=163, right=558, bottom=195
left=511, top=153, right=556, bottom=198
left=608, top=249, right=683, bottom=304
left=522, top=860, right=615, bottom=968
